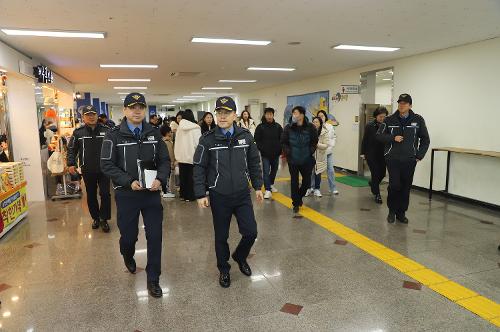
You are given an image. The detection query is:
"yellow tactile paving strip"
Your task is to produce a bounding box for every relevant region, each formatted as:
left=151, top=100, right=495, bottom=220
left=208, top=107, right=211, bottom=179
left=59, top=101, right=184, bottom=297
left=271, top=192, right=500, bottom=328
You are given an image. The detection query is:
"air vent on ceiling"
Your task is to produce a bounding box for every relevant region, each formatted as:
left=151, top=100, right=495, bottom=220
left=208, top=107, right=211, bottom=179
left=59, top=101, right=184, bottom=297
left=170, top=72, right=203, bottom=78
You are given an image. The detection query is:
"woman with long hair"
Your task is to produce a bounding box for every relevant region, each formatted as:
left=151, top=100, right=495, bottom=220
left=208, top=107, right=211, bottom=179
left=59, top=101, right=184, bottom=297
left=174, top=109, right=201, bottom=201
left=200, top=112, right=217, bottom=134
left=238, top=110, right=256, bottom=136
left=306, top=116, right=329, bottom=197
left=317, top=110, right=339, bottom=195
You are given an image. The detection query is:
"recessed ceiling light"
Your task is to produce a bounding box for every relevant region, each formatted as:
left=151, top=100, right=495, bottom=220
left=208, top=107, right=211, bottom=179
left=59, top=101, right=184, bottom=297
left=192, top=92, right=216, bottom=95
left=191, top=37, right=271, bottom=46
left=100, top=64, right=158, bottom=68
left=218, top=80, right=257, bottom=83
left=247, top=67, right=295, bottom=71
left=108, top=78, right=151, bottom=82
left=113, top=87, right=147, bottom=90
left=333, top=45, right=399, bottom=52
left=1, top=28, right=105, bottom=38
left=202, top=87, right=232, bottom=90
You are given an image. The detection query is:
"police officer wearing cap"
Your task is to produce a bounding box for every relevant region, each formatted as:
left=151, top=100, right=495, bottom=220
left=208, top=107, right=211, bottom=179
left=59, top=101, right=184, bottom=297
left=100, top=93, right=170, bottom=298
left=67, top=105, right=111, bottom=232
left=376, top=93, right=430, bottom=224
left=193, top=96, right=264, bottom=288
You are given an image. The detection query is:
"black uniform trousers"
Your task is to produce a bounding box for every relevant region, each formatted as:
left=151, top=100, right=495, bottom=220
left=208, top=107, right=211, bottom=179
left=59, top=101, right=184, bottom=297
left=367, top=157, right=386, bottom=195
left=115, top=190, right=163, bottom=282
left=178, top=163, right=195, bottom=201
left=386, top=159, right=417, bottom=216
left=210, top=189, right=258, bottom=273
left=82, top=172, right=111, bottom=221
left=288, top=160, right=314, bottom=208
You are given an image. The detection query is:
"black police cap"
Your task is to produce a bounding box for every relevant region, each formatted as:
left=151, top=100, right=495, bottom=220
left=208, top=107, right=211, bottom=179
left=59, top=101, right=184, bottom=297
left=124, top=92, right=147, bottom=108
left=397, top=93, right=412, bottom=104
left=215, top=96, right=236, bottom=113
left=82, top=105, right=97, bottom=115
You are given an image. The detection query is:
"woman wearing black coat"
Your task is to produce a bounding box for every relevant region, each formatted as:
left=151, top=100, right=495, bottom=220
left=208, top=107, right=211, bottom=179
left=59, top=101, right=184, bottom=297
left=361, top=106, right=389, bottom=204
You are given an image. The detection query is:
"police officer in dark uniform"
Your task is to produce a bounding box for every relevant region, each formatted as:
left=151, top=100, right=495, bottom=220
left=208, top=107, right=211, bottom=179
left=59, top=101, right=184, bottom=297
left=67, top=105, right=111, bottom=232
left=361, top=106, right=389, bottom=204
left=376, top=94, right=430, bottom=224
left=193, top=96, right=264, bottom=288
left=100, top=93, right=170, bottom=298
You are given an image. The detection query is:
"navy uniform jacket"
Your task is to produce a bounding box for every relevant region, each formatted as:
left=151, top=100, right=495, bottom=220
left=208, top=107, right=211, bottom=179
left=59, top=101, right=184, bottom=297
left=67, top=123, right=109, bottom=174
left=100, top=119, right=170, bottom=191
left=193, top=124, right=263, bottom=199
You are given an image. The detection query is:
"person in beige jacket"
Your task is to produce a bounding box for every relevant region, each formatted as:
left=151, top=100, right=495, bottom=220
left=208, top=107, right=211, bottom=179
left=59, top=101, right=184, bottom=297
left=174, top=109, right=201, bottom=201
left=306, top=117, right=329, bottom=197
left=237, top=110, right=256, bottom=136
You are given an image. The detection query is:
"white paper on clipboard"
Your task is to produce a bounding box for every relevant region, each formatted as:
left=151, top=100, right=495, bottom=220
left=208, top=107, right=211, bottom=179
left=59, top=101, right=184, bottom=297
left=144, top=169, right=158, bottom=189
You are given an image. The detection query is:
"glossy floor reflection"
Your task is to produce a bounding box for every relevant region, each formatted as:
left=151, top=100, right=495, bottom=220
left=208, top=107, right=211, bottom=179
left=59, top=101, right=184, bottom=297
left=0, top=173, right=499, bottom=331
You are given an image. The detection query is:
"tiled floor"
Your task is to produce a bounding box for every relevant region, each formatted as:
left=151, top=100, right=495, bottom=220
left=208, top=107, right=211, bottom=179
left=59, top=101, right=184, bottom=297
left=0, top=171, right=499, bottom=331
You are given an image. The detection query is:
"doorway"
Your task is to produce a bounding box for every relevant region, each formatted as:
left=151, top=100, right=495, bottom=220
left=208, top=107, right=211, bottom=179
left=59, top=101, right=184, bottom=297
left=358, top=67, right=394, bottom=176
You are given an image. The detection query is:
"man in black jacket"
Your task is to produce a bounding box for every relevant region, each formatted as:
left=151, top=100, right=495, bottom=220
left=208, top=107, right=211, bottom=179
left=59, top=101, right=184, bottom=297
left=254, top=107, right=283, bottom=199
left=100, top=93, right=170, bottom=298
left=361, top=106, right=389, bottom=204
left=193, top=96, right=263, bottom=288
left=376, top=94, right=430, bottom=224
left=68, top=105, right=111, bottom=231
left=281, top=106, right=319, bottom=214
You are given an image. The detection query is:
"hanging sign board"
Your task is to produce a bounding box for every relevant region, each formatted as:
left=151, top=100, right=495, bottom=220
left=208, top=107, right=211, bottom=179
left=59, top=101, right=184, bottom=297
left=33, top=65, right=54, bottom=83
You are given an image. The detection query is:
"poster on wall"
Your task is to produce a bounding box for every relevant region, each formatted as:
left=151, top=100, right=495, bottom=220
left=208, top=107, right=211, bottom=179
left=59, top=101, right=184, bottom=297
left=0, top=182, right=28, bottom=239
left=285, top=91, right=329, bottom=125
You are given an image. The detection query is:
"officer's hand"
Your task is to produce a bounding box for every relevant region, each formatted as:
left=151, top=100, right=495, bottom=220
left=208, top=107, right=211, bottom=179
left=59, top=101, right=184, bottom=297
left=197, top=197, right=210, bottom=208
left=255, top=190, right=264, bottom=203
left=68, top=166, right=77, bottom=175
left=131, top=180, right=143, bottom=191
left=394, top=135, right=404, bottom=143
left=149, top=179, right=162, bottom=191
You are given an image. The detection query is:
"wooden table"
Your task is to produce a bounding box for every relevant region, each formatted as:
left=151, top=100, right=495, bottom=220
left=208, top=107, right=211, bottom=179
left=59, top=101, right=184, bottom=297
left=429, top=147, right=500, bottom=200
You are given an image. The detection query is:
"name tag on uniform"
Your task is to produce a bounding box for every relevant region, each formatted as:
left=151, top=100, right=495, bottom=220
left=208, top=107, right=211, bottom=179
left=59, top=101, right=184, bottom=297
left=238, top=139, right=246, bottom=145
left=147, top=136, right=155, bottom=141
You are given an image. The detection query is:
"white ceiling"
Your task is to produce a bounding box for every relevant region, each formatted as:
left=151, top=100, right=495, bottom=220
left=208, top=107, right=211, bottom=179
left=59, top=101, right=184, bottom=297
left=1, top=0, right=499, bottom=105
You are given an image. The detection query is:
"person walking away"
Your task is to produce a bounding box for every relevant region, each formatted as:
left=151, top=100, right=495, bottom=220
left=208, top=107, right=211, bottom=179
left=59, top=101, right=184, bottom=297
left=100, top=92, right=170, bottom=298
left=361, top=106, right=388, bottom=204
left=200, top=112, right=217, bottom=134
left=160, top=125, right=176, bottom=198
left=306, top=117, right=328, bottom=197
left=238, top=110, right=256, bottom=136
left=174, top=109, right=201, bottom=202
left=281, top=106, right=319, bottom=214
left=376, top=94, right=430, bottom=224
left=254, top=107, right=283, bottom=199
left=194, top=96, right=263, bottom=288
left=317, top=110, right=339, bottom=195
left=67, top=105, right=112, bottom=232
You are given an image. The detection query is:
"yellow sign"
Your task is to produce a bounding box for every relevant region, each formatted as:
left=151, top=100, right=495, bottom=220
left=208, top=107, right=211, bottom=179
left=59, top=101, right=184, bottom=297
left=0, top=183, right=28, bottom=233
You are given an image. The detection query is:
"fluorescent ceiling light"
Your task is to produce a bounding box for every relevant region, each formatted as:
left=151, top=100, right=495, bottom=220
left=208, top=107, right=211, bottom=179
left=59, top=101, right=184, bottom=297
left=117, top=92, right=146, bottom=95
left=202, top=87, right=232, bottom=90
left=218, top=80, right=257, bottom=83
left=333, top=44, right=399, bottom=52
left=113, top=86, right=147, bottom=90
left=108, top=78, right=151, bottom=82
left=176, top=99, right=196, bottom=101
left=247, top=67, right=295, bottom=71
left=162, top=104, right=176, bottom=107
left=191, top=37, right=271, bottom=46
left=183, top=95, right=205, bottom=98
left=382, top=78, right=392, bottom=81
left=100, top=64, right=158, bottom=68
left=1, top=28, right=105, bottom=39
left=192, top=92, right=216, bottom=95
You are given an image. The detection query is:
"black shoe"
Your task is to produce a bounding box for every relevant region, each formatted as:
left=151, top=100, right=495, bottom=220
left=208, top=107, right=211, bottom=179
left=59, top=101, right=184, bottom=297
left=397, top=214, right=409, bottom=224
left=293, top=206, right=300, bottom=214
left=100, top=220, right=110, bottom=233
left=375, top=194, right=383, bottom=204
left=219, top=273, right=231, bottom=288
left=232, top=253, right=252, bottom=276
left=387, top=212, right=396, bottom=224
left=147, top=281, right=163, bottom=298
left=124, top=256, right=136, bottom=274
left=91, top=219, right=100, bottom=229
